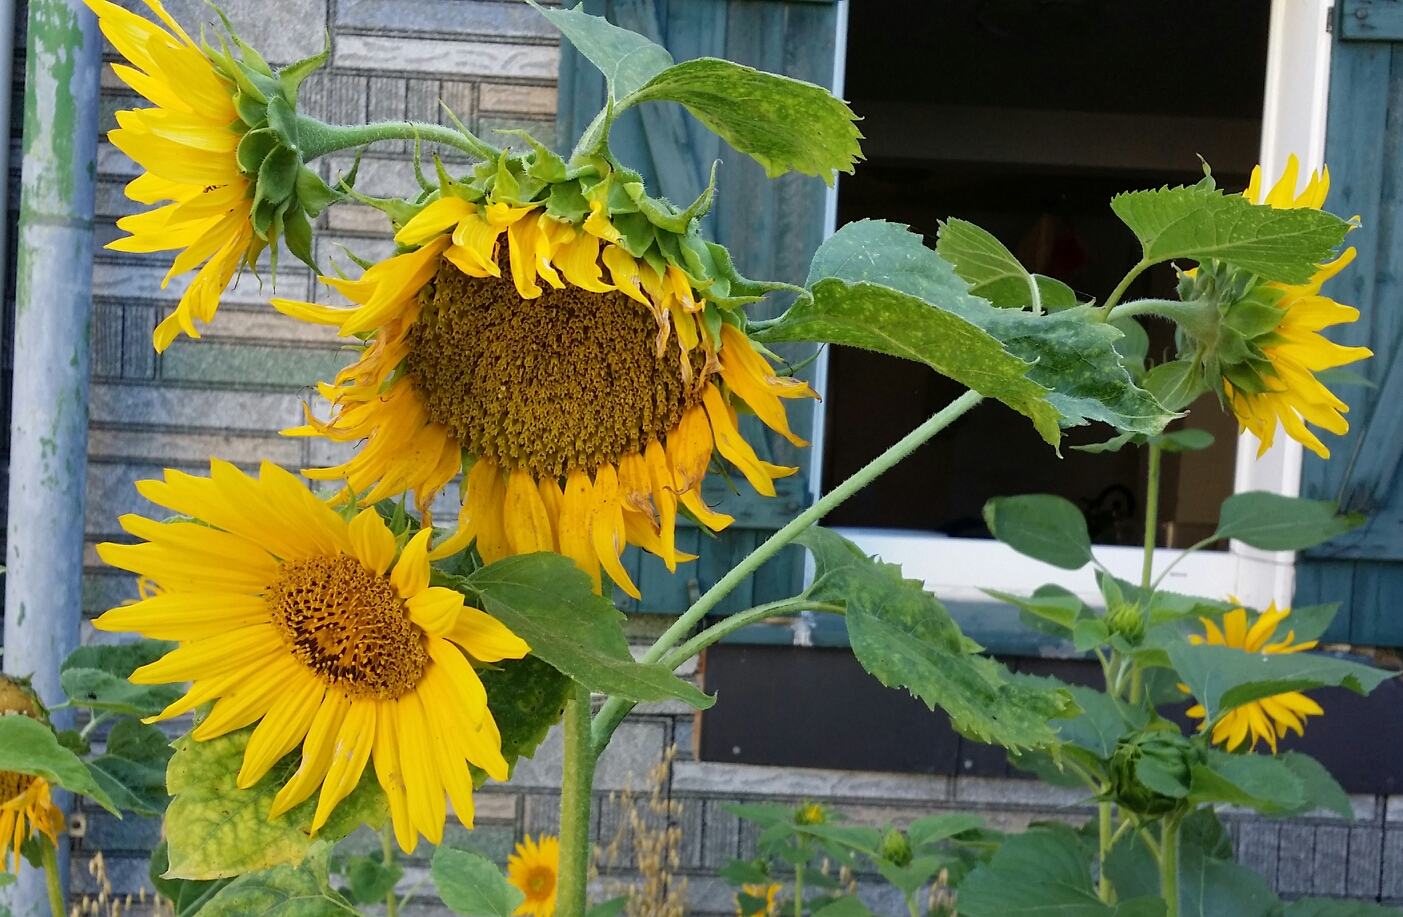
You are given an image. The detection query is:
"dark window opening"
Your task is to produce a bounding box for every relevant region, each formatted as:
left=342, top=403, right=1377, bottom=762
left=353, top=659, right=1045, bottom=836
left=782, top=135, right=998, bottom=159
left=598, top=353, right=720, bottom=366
left=824, top=0, right=1271, bottom=548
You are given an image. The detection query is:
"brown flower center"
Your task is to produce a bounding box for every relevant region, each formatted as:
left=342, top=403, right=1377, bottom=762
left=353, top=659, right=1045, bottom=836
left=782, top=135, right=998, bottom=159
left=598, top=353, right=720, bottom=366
left=525, top=866, right=555, bottom=899
left=0, top=770, right=33, bottom=806
left=266, top=554, right=425, bottom=700
left=404, top=254, right=706, bottom=479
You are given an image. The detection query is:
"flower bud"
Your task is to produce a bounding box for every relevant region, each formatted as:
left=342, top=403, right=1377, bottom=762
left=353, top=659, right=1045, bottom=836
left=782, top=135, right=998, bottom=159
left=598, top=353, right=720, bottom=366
left=1109, top=731, right=1201, bottom=817
left=880, top=827, right=913, bottom=868
left=1105, top=600, right=1145, bottom=645
left=795, top=802, right=826, bottom=826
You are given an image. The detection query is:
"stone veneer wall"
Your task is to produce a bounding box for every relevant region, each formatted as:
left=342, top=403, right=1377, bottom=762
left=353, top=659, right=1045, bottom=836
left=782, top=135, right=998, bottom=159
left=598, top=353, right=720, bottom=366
left=59, top=0, right=1403, bottom=912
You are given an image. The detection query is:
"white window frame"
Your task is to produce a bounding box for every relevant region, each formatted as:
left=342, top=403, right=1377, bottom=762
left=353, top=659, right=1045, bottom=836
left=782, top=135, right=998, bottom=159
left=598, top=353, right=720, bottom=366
left=809, top=0, right=1332, bottom=613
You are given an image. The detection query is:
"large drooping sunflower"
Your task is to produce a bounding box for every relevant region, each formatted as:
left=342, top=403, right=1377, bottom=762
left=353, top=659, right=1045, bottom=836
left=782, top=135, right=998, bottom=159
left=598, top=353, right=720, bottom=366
left=86, top=0, right=260, bottom=352
left=94, top=459, right=530, bottom=852
left=0, top=677, right=64, bottom=875
left=506, top=834, right=559, bottom=917
left=1183, top=604, right=1323, bottom=753
left=273, top=194, right=814, bottom=598
left=1227, top=155, right=1372, bottom=459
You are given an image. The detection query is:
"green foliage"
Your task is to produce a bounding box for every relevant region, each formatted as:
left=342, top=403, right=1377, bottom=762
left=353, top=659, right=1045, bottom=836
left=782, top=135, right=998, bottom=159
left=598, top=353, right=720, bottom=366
left=186, top=842, right=359, bottom=917
left=958, top=825, right=1165, bottom=916
left=1174, top=809, right=1280, bottom=917
left=342, top=854, right=403, bottom=906
left=476, top=654, right=573, bottom=783
left=1285, top=900, right=1403, bottom=916
left=87, top=717, right=174, bottom=816
left=59, top=639, right=181, bottom=717
left=163, top=725, right=388, bottom=880
left=1110, top=180, right=1351, bottom=284
left=1168, top=640, right=1393, bottom=723
left=801, top=528, right=1076, bottom=751
left=937, top=218, right=1079, bottom=311
left=0, top=713, right=118, bottom=814
left=149, top=842, right=236, bottom=917
left=432, top=845, right=526, bottom=917
left=1213, top=491, right=1364, bottom=551
left=982, top=494, right=1093, bottom=570
left=621, top=58, right=862, bottom=185
left=528, top=1, right=674, bottom=100
left=439, top=554, right=711, bottom=708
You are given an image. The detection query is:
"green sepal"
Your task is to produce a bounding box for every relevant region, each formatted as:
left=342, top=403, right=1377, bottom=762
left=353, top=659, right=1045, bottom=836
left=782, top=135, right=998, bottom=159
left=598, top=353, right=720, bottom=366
left=282, top=204, right=315, bottom=272
left=613, top=211, right=656, bottom=258
left=278, top=31, right=331, bottom=107
left=546, top=180, right=590, bottom=224
left=236, top=128, right=280, bottom=176
left=265, top=94, right=300, bottom=151
left=497, top=128, right=569, bottom=183
left=294, top=166, right=339, bottom=216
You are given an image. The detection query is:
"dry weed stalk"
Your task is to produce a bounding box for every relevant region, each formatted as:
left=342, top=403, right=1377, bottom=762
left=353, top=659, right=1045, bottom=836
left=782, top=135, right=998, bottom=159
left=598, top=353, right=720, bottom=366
left=70, top=851, right=159, bottom=917
left=592, top=744, right=688, bottom=917
left=926, top=868, right=957, bottom=917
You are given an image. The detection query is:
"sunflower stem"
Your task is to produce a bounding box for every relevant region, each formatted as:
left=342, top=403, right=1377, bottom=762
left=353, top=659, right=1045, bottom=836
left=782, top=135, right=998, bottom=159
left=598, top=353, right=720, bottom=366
left=1097, top=802, right=1114, bottom=902
left=658, top=600, right=845, bottom=670
left=39, top=834, right=64, bottom=917
left=1141, top=442, right=1162, bottom=592
left=1159, top=813, right=1181, bottom=917
left=557, top=681, right=598, bottom=917
left=295, top=117, right=500, bottom=164
left=1099, top=259, right=1151, bottom=319
left=381, top=825, right=398, bottom=917
left=590, top=390, right=986, bottom=749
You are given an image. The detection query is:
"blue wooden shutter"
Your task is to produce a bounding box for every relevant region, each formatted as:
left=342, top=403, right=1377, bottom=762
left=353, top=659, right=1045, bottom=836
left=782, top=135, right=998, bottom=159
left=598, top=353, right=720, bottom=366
left=1295, top=0, right=1403, bottom=645
left=556, top=0, right=838, bottom=614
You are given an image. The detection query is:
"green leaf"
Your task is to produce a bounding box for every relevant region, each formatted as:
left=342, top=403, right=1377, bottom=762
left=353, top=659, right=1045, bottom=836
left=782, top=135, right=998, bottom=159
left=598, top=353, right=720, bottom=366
left=1188, top=749, right=1306, bottom=814
left=1110, top=182, right=1351, bottom=284
left=1073, top=618, right=1112, bottom=652
left=150, top=842, right=233, bottom=917
left=587, top=897, right=631, bottom=917
left=1156, top=428, right=1215, bottom=452
left=1176, top=809, right=1281, bottom=917
left=447, top=554, right=712, bottom=708
left=958, top=826, right=1165, bottom=917
left=1213, top=491, right=1364, bottom=551
left=163, top=725, right=388, bottom=880
left=189, top=843, right=357, bottom=917
left=622, top=58, right=860, bottom=185
left=1168, top=641, right=1393, bottom=723
left=432, top=845, right=525, bottom=917
left=801, top=528, right=1076, bottom=751
left=0, top=714, right=119, bottom=814
left=796, top=823, right=881, bottom=854
left=1280, top=751, right=1353, bottom=820
left=982, top=494, right=1092, bottom=570
left=1142, top=359, right=1205, bottom=413
left=477, top=654, right=572, bottom=783
left=810, top=898, right=872, bottom=917
left=877, top=856, right=945, bottom=897
left=88, top=718, right=173, bottom=816
left=60, top=639, right=181, bottom=716
left=345, top=856, right=403, bottom=905
left=719, top=858, right=771, bottom=885
left=936, top=218, right=1076, bottom=311
left=1054, top=684, right=1130, bottom=759
left=527, top=1, right=673, bottom=101
left=907, top=813, right=983, bottom=847
left=1285, top=899, right=1403, bottom=916
left=985, top=584, right=1088, bottom=636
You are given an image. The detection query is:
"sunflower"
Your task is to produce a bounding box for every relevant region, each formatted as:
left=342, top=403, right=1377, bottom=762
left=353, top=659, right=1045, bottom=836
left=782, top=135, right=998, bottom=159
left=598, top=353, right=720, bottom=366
left=86, top=0, right=258, bottom=352
left=272, top=196, right=814, bottom=598
left=738, top=884, right=783, bottom=917
left=506, top=834, right=559, bottom=917
left=1227, top=155, right=1372, bottom=459
left=1182, top=604, right=1323, bottom=752
left=93, top=459, right=530, bottom=852
left=0, top=677, right=65, bottom=875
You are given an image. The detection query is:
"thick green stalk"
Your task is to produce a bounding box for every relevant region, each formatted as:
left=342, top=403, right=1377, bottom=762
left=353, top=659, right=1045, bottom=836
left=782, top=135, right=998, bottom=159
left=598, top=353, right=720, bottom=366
left=556, top=683, right=599, bottom=917
left=793, top=861, right=805, bottom=917
left=1099, top=259, right=1150, bottom=318
left=1098, top=802, right=1114, bottom=902
left=659, top=600, right=845, bottom=670
left=382, top=825, right=398, bottom=917
left=296, top=117, right=499, bottom=163
left=40, top=835, right=63, bottom=917
left=1141, top=442, right=1162, bottom=592
left=1159, top=815, right=1181, bottom=917
left=591, top=390, right=986, bottom=748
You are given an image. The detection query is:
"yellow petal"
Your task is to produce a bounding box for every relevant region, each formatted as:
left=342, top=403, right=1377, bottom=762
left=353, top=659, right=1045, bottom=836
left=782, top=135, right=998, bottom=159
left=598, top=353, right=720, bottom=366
left=390, top=530, right=433, bottom=599
left=312, top=700, right=377, bottom=832
left=348, top=507, right=398, bottom=576
left=560, top=469, right=601, bottom=592
left=504, top=467, right=554, bottom=555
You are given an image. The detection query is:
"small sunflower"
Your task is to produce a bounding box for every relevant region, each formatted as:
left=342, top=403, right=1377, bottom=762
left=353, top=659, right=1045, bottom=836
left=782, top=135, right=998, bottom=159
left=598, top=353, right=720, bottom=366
left=738, top=884, right=783, bottom=917
left=506, top=833, right=559, bottom=917
left=86, top=0, right=260, bottom=352
left=273, top=196, right=813, bottom=598
left=1227, top=156, right=1372, bottom=459
left=94, top=459, right=530, bottom=852
left=1182, top=604, right=1323, bottom=752
left=0, top=677, right=65, bottom=875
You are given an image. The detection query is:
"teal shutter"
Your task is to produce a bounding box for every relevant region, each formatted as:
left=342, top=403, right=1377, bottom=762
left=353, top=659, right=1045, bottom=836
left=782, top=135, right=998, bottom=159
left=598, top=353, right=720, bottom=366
left=556, top=0, right=838, bottom=614
left=1295, top=2, right=1403, bottom=645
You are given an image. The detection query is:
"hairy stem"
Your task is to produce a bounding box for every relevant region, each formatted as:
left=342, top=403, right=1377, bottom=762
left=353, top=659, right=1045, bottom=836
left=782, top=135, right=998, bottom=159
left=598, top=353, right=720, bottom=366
left=382, top=825, right=397, bottom=917
left=591, top=390, right=985, bottom=748
left=1100, top=259, right=1151, bottom=318
left=556, top=683, right=599, bottom=917
left=794, top=860, right=805, bottom=917
left=296, top=117, right=499, bottom=163
left=1142, top=442, right=1162, bottom=592
left=1098, top=802, right=1114, bottom=902
left=40, top=834, right=63, bottom=917
left=1159, top=814, right=1181, bottom=917
left=659, top=600, right=846, bottom=670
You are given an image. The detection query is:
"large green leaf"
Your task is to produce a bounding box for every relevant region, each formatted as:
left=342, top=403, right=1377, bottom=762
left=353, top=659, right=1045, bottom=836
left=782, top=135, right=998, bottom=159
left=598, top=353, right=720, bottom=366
left=445, top=554, right=712, bottom=709
left=477, top=654, right=572, bottom=784
left=1285, top=900, right=1403, bottom=916
left=527, top=1, right=673, bottom=100
left=1280, top=751, right=1353, bottom=820
left=958, top=826, right=1164, bottom=917
left=1187, top=749, right=1305, bottom=815
left=88, top=717, right=173, bottom=816
left=1110, top=181, right=1351, bottom=284
left=982, top=494, right=1093, bottom=570
left=163, top=725, right=388, bottom=880
left=762, top=219, right=1171, bottom=442
left=60, top=639, right=181, bottom=717
left=1168, top=641, right=1394, bottom=722
left=432, top=846, right=525, bottom=917
left=621, top=58, right=861, bottom=185
left=936, top=218, right=1078, bottom=311
left=1213, top=491, right=1364, bottom=551
left=1176, top=809, right=1281, bottom=917
left=0, top=714, right=118, bottom=814
left=149, top=842, right=233, bottom=917
left=801, top=528, right=1075, bottom=751
left=191, top=842, right=358, bottom=917
left=1047, top=682, right=1131, bottom=759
